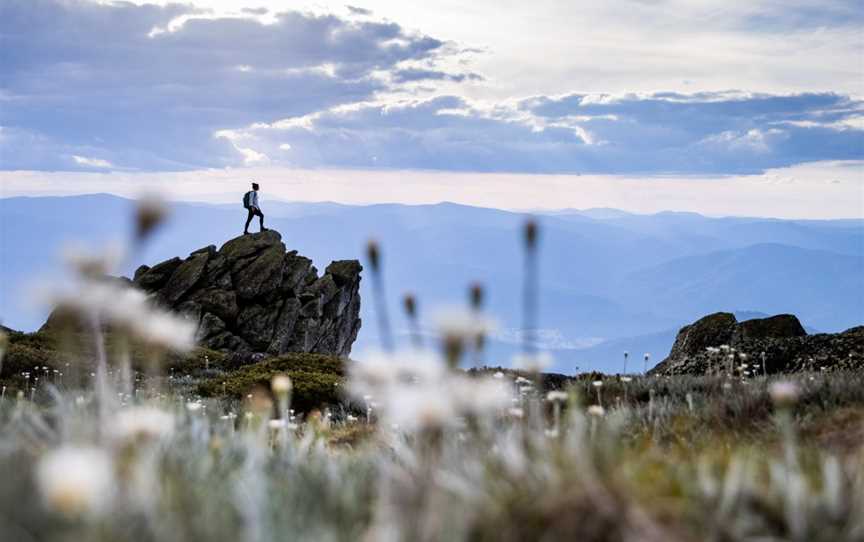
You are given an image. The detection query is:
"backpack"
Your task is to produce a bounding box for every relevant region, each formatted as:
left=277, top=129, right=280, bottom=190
left=243, top=191, right=253, bottom=209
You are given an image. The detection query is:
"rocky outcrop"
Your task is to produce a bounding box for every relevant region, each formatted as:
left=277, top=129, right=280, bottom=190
left=652, top=312, right=863, bottom=375
left=132, top=230, right=362, bottom=357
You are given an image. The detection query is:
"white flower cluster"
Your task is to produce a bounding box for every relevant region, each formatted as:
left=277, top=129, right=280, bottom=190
left=349, top=350, right=512, bottom=432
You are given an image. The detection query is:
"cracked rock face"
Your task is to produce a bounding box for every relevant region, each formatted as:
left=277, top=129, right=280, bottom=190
left=132, top=230, right=362, bottom=357
left=652, top=312, right=863, bottom=375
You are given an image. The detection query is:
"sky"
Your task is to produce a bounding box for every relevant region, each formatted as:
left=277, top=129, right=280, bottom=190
left=1, top=0, right=862, bottom=217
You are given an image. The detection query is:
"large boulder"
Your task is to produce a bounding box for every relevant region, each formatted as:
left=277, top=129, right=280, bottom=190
left=652, top=313, right=863, bottom=375
left=123, top=230, right=361, bottom=357
left=666, top=312, right=737, bottom=360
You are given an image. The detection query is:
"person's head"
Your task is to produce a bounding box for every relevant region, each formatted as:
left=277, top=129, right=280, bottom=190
left=252, top=182, right=260, bottom=191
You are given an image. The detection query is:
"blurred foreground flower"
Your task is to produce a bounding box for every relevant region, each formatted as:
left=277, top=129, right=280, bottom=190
left=36, top=446, right=114, bottom=518
left=512, top=351, right=553, bottom=373
left=46, top=279, right=196, bottom=352
left=134, top=193, right=169, bottom=243
left=769, top=381, right=800, bottom=408
left=349, top=350, right=510, bottom=432
left=62, top=242, right=125, bottom=279
left=108, top=406, right=175, bottom=445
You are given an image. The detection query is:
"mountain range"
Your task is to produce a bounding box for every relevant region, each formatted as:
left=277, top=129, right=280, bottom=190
left=1, top=194, right=861, bottom=373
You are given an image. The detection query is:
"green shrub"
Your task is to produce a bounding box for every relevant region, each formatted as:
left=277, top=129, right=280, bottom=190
left=197, top=353, right=347, bottom=413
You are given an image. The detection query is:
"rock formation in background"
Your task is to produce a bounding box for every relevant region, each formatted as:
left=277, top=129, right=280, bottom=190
left=132, top=230, right=362, bottom=357
left=651, top=312, right=863, bottom=375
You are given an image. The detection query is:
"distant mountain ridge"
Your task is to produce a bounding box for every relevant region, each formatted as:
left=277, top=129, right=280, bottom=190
left=1, top=194, right=861, bottom=373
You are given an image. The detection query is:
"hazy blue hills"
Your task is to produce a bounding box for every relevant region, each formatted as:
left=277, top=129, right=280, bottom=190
left=0, top=194, right=861, bottom=373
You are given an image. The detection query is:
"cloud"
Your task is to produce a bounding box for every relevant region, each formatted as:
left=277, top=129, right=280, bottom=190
left=1, top=0, right=861, bottom=176
left=221, top=91, right=864, bottom=174
left=346, top=5, right=373, bottom=16
left=0, top=0, right=446, bottom=170
left=391, top=68, right=483, bottom=83
left=72, top=155, right=113, bottom=169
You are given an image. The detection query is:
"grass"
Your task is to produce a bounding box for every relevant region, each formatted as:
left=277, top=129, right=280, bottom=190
left=1, top=343, right=863, bottom=541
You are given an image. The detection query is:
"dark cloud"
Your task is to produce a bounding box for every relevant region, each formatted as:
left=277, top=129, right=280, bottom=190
left=346, top=5, right=373, bottom=16
left=391, top=68, right=484, bottom=83
left=0, top=0, right=443, bottom=170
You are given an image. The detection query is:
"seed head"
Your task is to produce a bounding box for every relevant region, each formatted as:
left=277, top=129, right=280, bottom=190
left=134, top=193, right=168, bottom=242
left=469, top=283, right=484, bottom=310
left=523, top=219, right=539, bottom=250
left=365, top=240, right=380, bottom=272
left=402, top=293, right=417, bottom=318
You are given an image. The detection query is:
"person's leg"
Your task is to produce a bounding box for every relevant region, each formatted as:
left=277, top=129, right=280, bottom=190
left=257, top=209, right=266, bottom=231
left=244, top=208, right=254, bottom=233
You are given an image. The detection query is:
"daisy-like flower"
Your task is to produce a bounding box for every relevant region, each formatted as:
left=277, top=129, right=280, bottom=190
left=546, top=390, right=568, bottom=403
left=36, top=446, right=114, bottom=518
left=108, top=406, right=175, bottom=444
left=587, top=405, right=605, bottom=417
left=769, top=381, right=800, bottom=408
left=45, top=279, right=195, bottom=352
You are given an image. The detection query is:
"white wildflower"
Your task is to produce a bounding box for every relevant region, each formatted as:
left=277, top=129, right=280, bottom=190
left=507, top=407, right=524, bottom=418
left=271, top=374, right=293, bottom=395
left=587, top=405, right=605, bottom=417
left=36, top=446, right=114, bottom=518
left=769, top=381, right=800, bottom=408
left=268, top=419, right=287, bottom=430
left=108, top=406, right=174, bottom=444
left=546, top=390, right=567, bottom=402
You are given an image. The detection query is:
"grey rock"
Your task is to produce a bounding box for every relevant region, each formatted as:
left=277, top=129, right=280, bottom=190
left=652, top=313, right=864, bottom=376
left=135, top=257, right=183, bottom=291
left=161, top=252, right=210, bottom=305
left=237, top=303, right=279, bottom=350
left=235, top=245, right=285, bottom=301
left=121, top=230, right=363, bottom=357
left=268, top=298, right=301, bottom=354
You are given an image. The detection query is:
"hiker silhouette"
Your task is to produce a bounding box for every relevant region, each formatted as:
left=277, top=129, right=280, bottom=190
left=243, top=182, right=267, bottom=234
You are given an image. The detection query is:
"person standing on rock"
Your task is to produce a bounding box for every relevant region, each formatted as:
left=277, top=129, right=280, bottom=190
left=243, top=182, right=267, bottom=234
